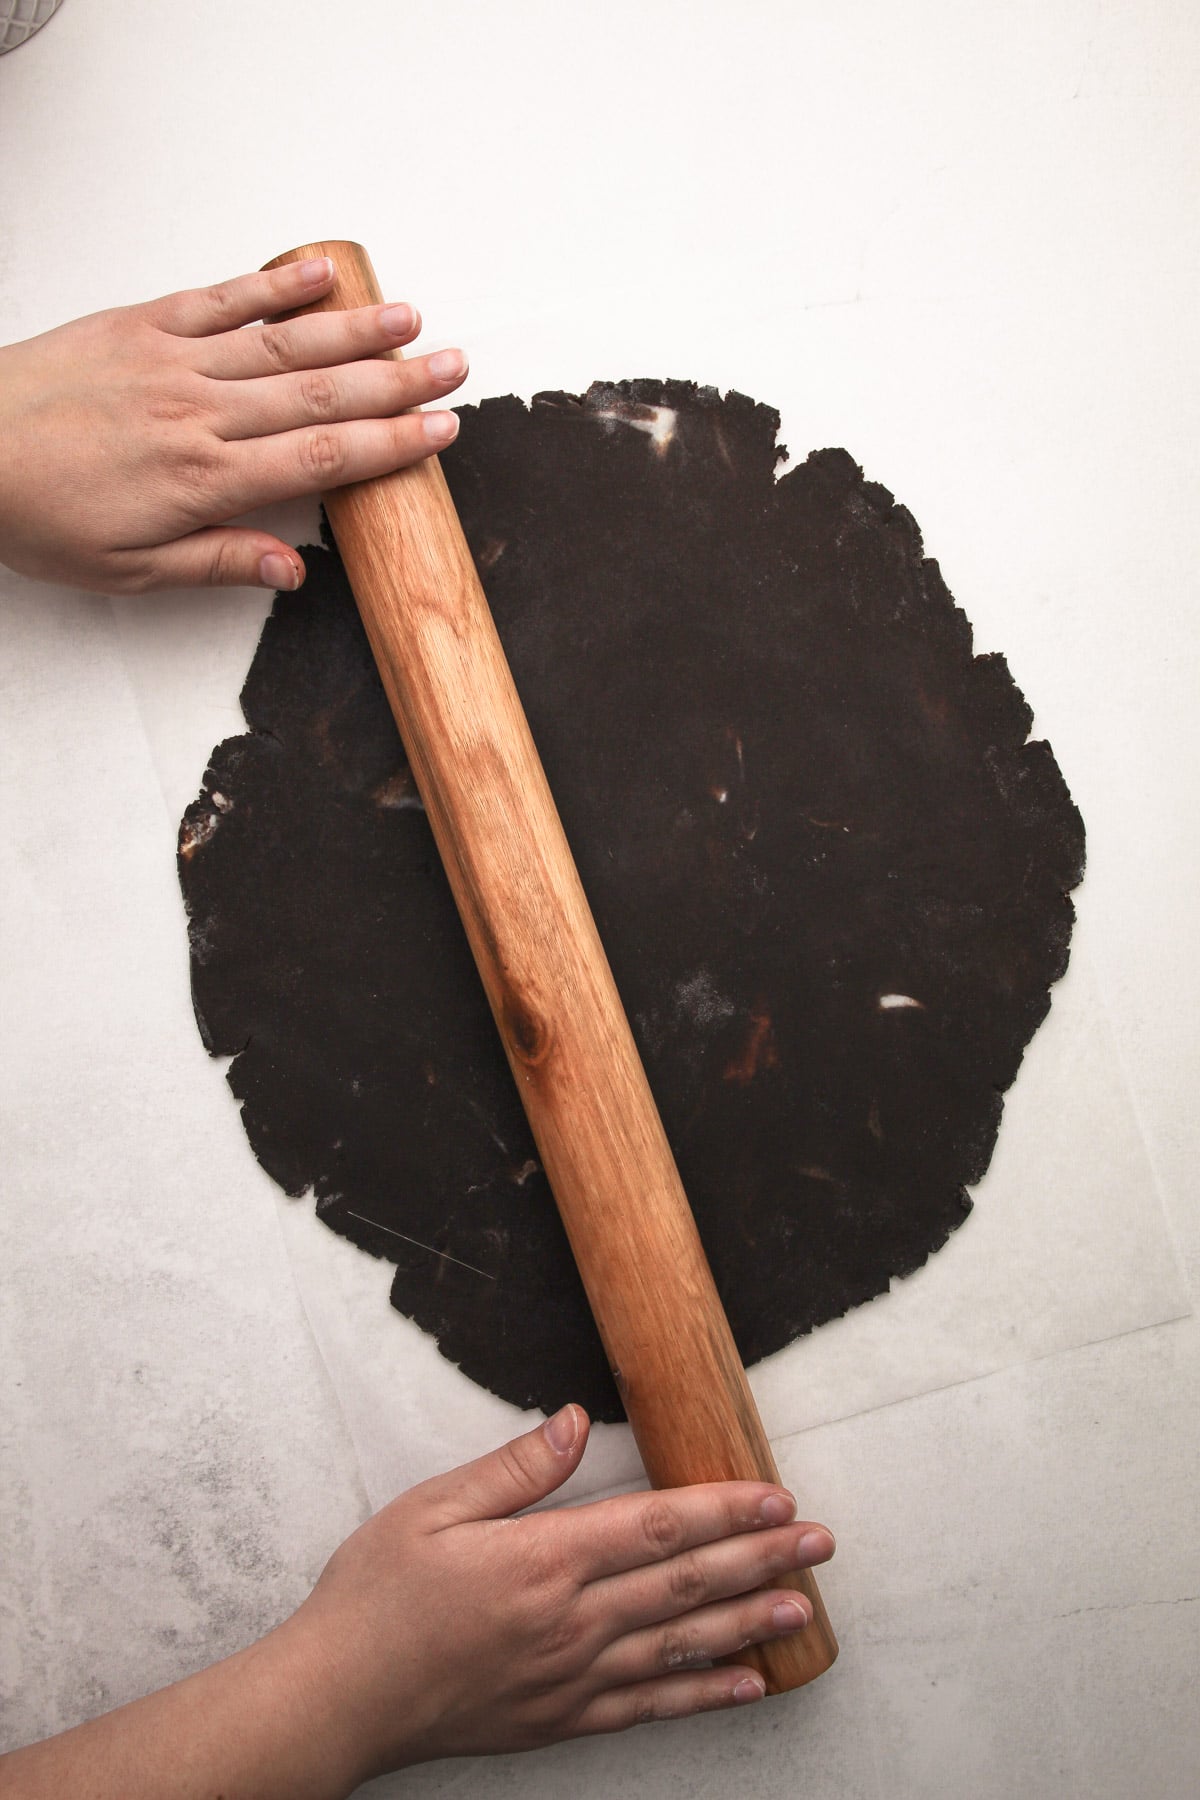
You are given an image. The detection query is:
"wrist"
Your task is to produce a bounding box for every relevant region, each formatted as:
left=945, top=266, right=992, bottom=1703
left=241, top=1611, right=367, bottom=1800
left=275, top=1582, right=431, bottom=1788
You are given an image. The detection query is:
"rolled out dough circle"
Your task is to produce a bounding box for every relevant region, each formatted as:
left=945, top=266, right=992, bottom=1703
left=179, top=380, right=1085, bottom=1421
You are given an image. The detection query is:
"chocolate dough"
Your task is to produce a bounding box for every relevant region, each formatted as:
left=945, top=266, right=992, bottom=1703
left=179, top=380, right=1085, bottom=1421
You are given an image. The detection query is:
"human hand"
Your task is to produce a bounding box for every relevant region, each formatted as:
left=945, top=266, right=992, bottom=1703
left=279, top=1403, right=835, bottom=1784
left=0, top=257, right=467, bottom=595
left=0, top=1406, right=834, bottom=1798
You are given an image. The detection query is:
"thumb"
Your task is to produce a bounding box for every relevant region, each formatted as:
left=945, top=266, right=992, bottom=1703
left=141, top=527, right=306, bottom=593
left=415, top=1405, right=591, bottom=1528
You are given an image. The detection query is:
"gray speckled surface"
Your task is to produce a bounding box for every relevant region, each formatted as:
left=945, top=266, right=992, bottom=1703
left=2, top=4, right=1198, bottom=1795
left=0, top=582, right=370, bottom=1746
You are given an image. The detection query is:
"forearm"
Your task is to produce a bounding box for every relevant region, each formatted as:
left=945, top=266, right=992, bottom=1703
left=0, top=1616, right=361, bottom=1800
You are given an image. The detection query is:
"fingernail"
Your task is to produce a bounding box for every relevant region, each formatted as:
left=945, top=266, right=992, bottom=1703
left=428, top=348, right=467, bottom=380
left=771, top=1599, right=809, bottom=1631
left=733, top=1676, right=765, bottom=1704
left=260, top=552, right=300, bottom=591
left=544, top=1404, right=579, bottom=1454
left=423, top=411, right=459, bottom=446
left=797, top=1527, right=835, bottom=1562
left=299, top=257, right=333, bottom=285
left=759, top=1491, right=796, bottom=1527
left=380, top=302, right=415, bottom=336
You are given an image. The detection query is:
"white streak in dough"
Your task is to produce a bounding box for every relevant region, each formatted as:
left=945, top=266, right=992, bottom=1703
left=341, top=1209, right=496, bottom=1281
left=594, top=404, right=678, bottom=453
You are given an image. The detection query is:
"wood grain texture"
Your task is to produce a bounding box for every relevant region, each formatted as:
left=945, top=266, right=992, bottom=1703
left=261, top=239, right=837, bottom=1690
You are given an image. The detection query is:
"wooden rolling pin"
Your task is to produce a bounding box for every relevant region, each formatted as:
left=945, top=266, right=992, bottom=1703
left=262, top=240, right=837, bottom=1691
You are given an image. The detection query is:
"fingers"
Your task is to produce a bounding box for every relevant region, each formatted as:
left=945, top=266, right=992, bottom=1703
left=572, top=1666, right=768, bottom=1735
left=410, top=1405, right=591, bottom=1529
left=193, top=300, right=423, bottom=383
left=144, top=257, right=338, bottom=338
left=589, top=1520, right=835, bottom=1637
left=568, top=1557, right=829, bottom=1736
left=112, top=528, right=305, bottom=595
left=218, top=407, right=461, bottom=513
left=592, top=1587, right=811, bottom=1689
left=212, top=347, right=468, bottom=443
left=559, top=1482, right=800, bottom=1583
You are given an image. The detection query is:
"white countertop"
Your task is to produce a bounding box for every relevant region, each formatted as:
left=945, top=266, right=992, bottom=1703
left=2, top=4, right=1197, bottom=1795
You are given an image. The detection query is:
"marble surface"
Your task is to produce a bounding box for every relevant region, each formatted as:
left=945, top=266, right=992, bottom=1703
left=1, top=4, right=1197, bottom=1795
